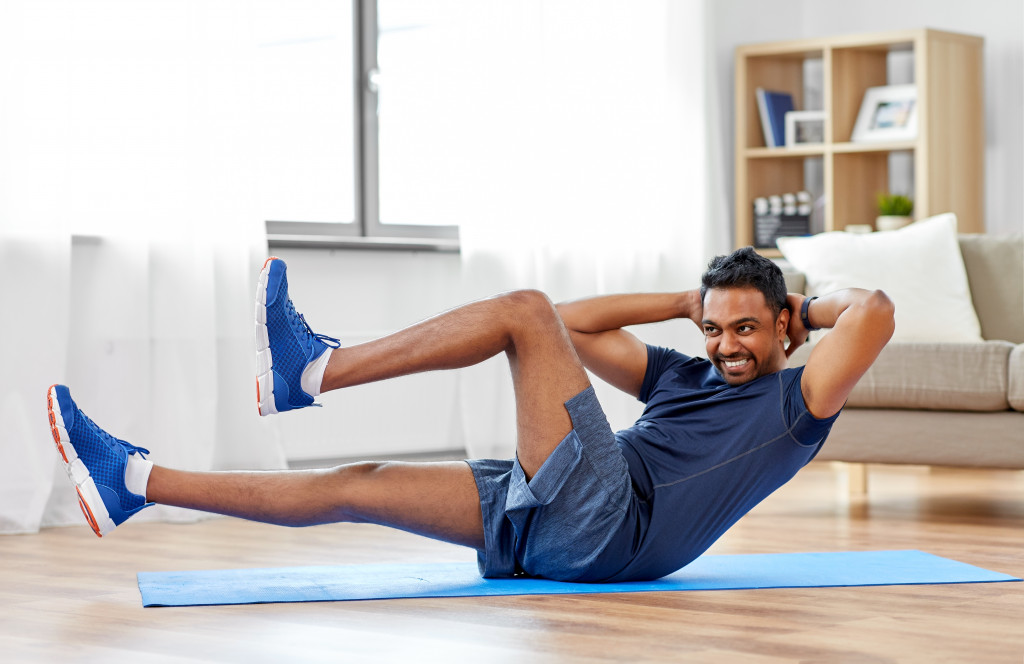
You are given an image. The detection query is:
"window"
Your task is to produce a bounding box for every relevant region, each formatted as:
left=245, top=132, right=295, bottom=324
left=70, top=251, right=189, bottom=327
left=263, top=0, right=459, bottom=250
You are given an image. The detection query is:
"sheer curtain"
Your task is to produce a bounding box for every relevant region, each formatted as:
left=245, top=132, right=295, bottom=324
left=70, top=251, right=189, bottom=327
left=0, top=2, right=287, bottom=533
left=456, top=0, right=728, bottom=457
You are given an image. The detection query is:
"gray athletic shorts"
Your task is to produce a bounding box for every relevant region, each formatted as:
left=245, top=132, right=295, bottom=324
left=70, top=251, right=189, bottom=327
left=465, top=386, right=634, bottom=581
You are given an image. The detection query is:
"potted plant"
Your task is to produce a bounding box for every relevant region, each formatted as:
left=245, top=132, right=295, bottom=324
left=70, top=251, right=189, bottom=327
left=875, top=193, right=914, bottom=231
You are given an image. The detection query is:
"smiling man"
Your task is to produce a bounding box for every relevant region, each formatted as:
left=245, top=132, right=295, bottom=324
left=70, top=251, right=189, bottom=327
left=47, top=247, right=893, bottom=583
left=553, top=246, right=894, bottom=579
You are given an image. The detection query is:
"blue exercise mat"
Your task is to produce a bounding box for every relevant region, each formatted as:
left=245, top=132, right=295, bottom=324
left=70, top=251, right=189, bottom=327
left=137, top=550, right=1020, bottom=607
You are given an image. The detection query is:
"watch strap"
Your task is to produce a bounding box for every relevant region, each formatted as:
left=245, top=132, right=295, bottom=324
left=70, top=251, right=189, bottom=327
left=800, top=296, right=819, bottom=331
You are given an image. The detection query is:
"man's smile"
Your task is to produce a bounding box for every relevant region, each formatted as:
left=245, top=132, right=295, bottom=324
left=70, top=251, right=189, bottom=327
left=714, top=354, right=758, bottom=383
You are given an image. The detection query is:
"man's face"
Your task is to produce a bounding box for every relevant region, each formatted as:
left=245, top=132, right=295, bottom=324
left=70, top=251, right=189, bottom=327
left=701, top=286, right=788, bottom=386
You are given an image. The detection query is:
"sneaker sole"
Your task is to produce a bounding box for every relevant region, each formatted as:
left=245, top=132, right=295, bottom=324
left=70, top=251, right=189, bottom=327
left=255, top=256, right=279, bottom=416
left=46, top=385, right=117, bottom=537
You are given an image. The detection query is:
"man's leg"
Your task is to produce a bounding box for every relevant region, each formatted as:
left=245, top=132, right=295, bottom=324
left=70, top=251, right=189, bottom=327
left=259, top=258, right=589, bottom=477
left=149, top=288, right=590, bottom=546
left=147, top=461, right=485, bottom=549
left=318, top=288, right=591, bottom=477
left=51, top=278, right=592, bottom=548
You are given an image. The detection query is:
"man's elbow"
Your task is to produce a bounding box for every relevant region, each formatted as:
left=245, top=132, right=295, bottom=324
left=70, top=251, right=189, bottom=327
left=864, top=289, right=896, bottom=340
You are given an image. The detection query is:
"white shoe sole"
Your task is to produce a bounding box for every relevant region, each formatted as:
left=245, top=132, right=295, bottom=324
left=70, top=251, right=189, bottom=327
left=255, top=257, right=278, bottom=416
left=47, top=385, right=118, bottom=537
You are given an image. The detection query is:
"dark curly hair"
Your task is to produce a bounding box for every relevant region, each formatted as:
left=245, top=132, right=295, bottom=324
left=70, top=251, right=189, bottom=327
left=699, top=247, right=787, bottom=318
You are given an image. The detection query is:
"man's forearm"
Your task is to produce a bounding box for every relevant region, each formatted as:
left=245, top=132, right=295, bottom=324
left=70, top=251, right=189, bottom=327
left=802, top=288, right=894, bottom=331
left=556, top=291, right=703, bottom=334
left=793, top=287, right=895, bottom=417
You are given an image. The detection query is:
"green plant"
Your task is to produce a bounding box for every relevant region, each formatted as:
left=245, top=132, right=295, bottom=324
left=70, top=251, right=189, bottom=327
left=876, top=193, right=914, bottom=216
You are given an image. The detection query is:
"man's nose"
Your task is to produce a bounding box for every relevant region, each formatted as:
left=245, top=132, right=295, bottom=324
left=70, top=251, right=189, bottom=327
left=719, top=331, right=742, bottom=356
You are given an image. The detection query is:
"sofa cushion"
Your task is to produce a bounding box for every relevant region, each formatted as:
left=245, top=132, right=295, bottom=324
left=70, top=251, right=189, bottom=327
left=776, top=214, right=983, bottom=343
left=788, top=341, right=1013, bottom=411
left=1009, top=344, right=1024, bottom=412
left=958, top=234, right=1024, bottom=344
left=845, top=341, right=1013, bottom=411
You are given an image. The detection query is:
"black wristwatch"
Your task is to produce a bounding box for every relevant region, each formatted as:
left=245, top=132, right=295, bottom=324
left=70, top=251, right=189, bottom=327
left=800, top=296, right=819, bottom=331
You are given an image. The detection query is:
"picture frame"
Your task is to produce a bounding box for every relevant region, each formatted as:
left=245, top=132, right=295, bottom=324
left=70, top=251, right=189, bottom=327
left=784, top=110, right=826, bottom=146
left=851, top=84, right=918, bottom=142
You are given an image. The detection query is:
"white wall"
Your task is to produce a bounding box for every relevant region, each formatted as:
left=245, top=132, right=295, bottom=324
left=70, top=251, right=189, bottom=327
left=712, top=0, right=1024, bottom=237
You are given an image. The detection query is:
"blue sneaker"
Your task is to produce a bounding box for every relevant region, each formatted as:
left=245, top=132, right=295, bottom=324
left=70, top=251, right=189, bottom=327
left=255, top=257, right=340, bottom=415
left=46, top=384, right=153, bottom=536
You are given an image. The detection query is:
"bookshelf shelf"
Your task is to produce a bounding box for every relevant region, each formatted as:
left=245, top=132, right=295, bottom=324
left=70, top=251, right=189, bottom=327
left=830, top=140, right=917, bottom=154
left=745, top=146, right=826, bottom=158
left=734, top=28, right=985, bottom=253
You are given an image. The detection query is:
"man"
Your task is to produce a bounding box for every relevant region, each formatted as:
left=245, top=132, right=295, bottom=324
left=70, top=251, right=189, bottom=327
left=47, top=248, right=894, bottom=582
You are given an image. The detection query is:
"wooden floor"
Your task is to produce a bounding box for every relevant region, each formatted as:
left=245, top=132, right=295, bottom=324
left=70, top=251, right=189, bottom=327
left=2, top=462, right=1022, bottom=663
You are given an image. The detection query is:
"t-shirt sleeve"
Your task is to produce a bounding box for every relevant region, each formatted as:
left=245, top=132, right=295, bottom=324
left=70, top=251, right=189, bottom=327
left=638, top=344, right=698, bottom=404
left=780, top=367, right=841, bottom=447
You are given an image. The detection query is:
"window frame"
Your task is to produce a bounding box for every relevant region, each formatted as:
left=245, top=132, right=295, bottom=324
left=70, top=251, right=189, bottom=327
left=266, top=0, right=460, bottom=252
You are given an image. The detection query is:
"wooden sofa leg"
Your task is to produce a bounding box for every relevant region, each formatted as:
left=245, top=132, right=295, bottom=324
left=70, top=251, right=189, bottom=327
left=846, top=463, right=868, bottom=497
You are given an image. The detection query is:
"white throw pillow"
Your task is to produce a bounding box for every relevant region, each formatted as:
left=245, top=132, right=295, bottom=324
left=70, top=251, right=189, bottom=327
left=776, top=213, right=983, bottom=343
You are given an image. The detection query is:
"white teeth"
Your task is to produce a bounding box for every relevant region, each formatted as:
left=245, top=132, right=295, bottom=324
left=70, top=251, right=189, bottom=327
left=724, top=359, right=748, bottom=368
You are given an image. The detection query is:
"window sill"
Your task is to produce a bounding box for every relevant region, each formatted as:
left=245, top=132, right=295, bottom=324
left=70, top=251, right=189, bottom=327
left=267, top=233, right=460, bottom=253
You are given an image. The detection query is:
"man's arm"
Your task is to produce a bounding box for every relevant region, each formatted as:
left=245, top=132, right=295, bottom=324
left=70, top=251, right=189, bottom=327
left=786, top=289, right=895, bottom=419
left=555, top=291, right=703, bottom=398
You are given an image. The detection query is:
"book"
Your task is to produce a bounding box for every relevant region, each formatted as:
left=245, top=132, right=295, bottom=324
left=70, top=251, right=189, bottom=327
left=755, top=88, right=794, bottom=148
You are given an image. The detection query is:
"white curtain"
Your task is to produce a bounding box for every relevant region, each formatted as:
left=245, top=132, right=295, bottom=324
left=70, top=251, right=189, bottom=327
left=0, top=1, right=287, bottom=533
left=455, top=0, right=729, bottom=457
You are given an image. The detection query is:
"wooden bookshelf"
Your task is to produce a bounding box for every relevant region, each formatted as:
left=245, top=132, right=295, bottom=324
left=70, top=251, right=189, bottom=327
left=734, top=29, right=985, bottom=256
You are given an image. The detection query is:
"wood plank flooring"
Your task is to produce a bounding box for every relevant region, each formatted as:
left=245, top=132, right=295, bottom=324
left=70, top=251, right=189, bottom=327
left=2, top=462, right=1022, bottom=663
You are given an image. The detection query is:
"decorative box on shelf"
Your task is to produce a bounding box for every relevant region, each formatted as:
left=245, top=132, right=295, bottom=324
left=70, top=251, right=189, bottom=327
left=753, top=192, right=811, bottom=249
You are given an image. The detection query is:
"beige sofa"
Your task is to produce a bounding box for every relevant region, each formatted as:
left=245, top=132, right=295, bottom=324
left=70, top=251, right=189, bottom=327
left=786, top=234, right=1024, bottom=472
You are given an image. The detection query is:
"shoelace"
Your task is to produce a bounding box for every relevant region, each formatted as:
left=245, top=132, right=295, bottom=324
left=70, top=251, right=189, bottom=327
left=285, top=298, right=341, bottom=349
left=80, top=410, right=151, bottom=458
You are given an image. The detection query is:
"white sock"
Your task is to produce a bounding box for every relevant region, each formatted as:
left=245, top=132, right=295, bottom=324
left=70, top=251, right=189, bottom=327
left=124, top=454, right=154, bottom=499
left=301, top=347, right=334, bottom=398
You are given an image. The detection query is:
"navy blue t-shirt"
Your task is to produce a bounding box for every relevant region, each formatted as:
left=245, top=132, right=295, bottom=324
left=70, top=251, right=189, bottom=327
left=601, top=344, right=840, bottom=581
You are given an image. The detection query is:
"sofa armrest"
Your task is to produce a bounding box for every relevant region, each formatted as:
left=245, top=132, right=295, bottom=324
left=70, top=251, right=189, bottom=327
left=1009, top=344, right=1024, bottom=412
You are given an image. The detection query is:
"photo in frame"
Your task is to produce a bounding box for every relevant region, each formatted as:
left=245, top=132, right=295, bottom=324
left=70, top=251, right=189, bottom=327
left=784, top=110, right=826, bottom=146
left=851, top=84, right=918, bottom=142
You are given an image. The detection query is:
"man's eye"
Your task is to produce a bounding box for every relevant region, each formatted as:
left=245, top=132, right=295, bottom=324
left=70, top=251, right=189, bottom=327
left=704, top=327, right=719, bottom=336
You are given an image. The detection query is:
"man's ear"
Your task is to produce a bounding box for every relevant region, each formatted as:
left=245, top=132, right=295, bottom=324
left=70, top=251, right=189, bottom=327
left=776, top=307, right=790, bottom=340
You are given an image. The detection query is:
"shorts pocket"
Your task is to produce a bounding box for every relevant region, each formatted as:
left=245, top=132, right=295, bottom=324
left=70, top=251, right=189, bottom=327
left=505, top=430, right=582, bottom=512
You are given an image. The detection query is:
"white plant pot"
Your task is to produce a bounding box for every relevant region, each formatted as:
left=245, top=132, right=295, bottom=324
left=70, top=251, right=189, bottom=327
left=876, top=215, right=913, bottom=232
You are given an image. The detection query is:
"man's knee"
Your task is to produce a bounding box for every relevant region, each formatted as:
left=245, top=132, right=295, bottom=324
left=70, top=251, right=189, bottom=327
left=332, top=460, right=391, bottom=488
left=500, top=289, right=561, bottom=330
left=322, top=461, right=387, bottom=523
left=501, top=288, right=554, bottom=308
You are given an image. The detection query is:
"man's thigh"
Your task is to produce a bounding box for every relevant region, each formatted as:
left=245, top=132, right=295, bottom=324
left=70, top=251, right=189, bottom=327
left=469, top=386, right=636, bottom=581
left=502, top=290, right=593, bottom=479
